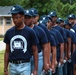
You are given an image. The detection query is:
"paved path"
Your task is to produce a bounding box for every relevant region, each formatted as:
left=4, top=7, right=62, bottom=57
left=0, top=41, right=5, bottom=51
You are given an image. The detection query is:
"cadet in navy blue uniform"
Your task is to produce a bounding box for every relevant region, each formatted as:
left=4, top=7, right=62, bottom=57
left=40, top=15, right=57, bottom=74
left=40, top=15, right=64, bottom=75
left=64, top=20, right=76, bottom=75
left=3, top=5, right=38, bottom=75
left=57, top=18, right=72, bottom=75
left=68, top=14, right=76, bottom=75
left=49, top=11, right=67, bottom=43
left=68, top=14, right=76, bottom=50
left=44, top=14, right=64, bottom=75
left=30, top=8, right=52, bottom=74
left=24, top=9, right=50, bottom=75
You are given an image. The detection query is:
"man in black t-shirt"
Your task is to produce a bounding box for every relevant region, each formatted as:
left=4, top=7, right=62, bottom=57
left=4, top=5, right=38, bottom=75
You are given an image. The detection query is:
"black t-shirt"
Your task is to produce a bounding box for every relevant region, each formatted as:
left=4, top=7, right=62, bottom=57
left=4, top=26, right=38, bottom=61
left=33, top=25, right=48, bottom=52
left=64, top=29, right=71, bottom=38
left=48, top=30, right=56, bottom=46
left=53, top=25, right=67, bottom=42
left=38, top=23, right=51, bottom=43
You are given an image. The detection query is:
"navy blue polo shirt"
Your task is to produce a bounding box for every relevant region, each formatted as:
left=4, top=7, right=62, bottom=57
left=50, top=34, right=56, bottom=46
left=50, top=28, right=64, bottom=61
left=33, top=25, right=48, bottom=52
left=69, top=30, right=76, bottom=54
left=72, top=24, right=76, bottom=32
left=51, top=28, right=64, bottom=44
left=4, top=26, right=38, bottom=61
left=64, top=28, right=71, bottom=38
left=38, top=23, right=51, bottom=43
left=70, top=31, right=76, bottom=44
left=72, top=24, right=76, bottom=37
left=49, top=30, right=59, bottom=46
left=53, top=25, right=67, bottom=42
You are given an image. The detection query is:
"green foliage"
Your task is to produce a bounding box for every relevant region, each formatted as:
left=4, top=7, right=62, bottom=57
left=60, top=3, right=70, bottom=17
left=0, top=0, right=76, bottom=18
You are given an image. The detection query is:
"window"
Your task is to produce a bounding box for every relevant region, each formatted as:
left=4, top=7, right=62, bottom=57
left=6, top=17, right=11, bottom=25
left=0, top=17, right=3, bottom=25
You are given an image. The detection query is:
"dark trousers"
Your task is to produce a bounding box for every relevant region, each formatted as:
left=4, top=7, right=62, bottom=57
left=67, top=61, right=73, bottom=75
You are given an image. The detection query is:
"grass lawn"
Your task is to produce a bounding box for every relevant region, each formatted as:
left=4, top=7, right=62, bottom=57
left=0, top=38, right=4, bottom=41
left=0, top=50, right=4, bottom=75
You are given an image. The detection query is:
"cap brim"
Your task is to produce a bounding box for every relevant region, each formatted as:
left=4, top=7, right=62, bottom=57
left=68, top=17, right=74, bottom=19
left=24, top=13, right=32, bottom=17
left=33, top=14, right=38, bottom=16
left=8, top=11, right=20, bottom=14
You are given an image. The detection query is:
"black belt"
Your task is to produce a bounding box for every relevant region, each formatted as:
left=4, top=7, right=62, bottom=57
left=9, top=60, right=30, bottom=64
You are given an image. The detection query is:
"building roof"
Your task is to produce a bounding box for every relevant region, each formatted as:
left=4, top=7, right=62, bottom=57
left=0, top=6, right=12, bottom=17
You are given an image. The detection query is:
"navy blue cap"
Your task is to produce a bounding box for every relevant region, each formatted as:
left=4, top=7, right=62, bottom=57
left=40, top=15, right=47, bottom=20
left=24, top=9, right=33, bottom=16
left=47, top=15, right=52, bottom=20
left=49, top=11, right=57, bottom=17
left=68, top=14, right=75, bottom=19
left=9, top=5, right=24, bottom=14
left=39, top=15, right=50, bottom=25
left=57, top=18, right=64, bottom=23
left=64, top=20, right=72, bottom=27
left=30, top=8, right=38, bottom=16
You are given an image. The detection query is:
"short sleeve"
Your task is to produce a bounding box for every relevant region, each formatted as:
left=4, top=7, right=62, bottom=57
left=3, top=30, right=10, bottom=44
left=30, top=29, right=38, bottom=46
left=50, top=35, right=56, bottom=46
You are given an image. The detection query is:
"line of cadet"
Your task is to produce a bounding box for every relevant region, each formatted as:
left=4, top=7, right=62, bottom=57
left=24, top=8, right=76, bottom=75
left=4, top=5, right=76, bottom=75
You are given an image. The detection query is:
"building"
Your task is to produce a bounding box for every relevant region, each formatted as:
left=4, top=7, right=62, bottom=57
left=0, top=6, right=14, bottom=36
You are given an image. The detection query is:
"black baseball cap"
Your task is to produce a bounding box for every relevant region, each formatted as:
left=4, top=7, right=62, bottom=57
left=30, top=8, right=38, bottom=16
left=68, top=14, right=75, bottom=19
left=24, top=9, right=33, bottom=17
left=9, top=5, right=24, bottom=14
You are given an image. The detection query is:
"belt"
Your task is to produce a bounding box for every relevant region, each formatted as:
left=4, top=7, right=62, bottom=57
left=9, top=60, right=30, bottom=64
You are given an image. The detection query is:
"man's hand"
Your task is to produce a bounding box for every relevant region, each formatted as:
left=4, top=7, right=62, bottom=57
left=67, top=54, right=71, bottom=60
left=43, top=63, right=50, bottom=72
left=32, top=69, right=38, bottom=75
left=55, top=60, right=58, bottom=67
left=51, top=64, right=55, bottom=73
left=64, top=57, right=67, bottom=61
left=60, top=58, right=63, bottom=64
left=49, top=61, right=51, bottom=68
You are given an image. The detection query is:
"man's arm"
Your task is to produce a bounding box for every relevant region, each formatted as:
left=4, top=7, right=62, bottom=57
left=42, top=43, right=50, bottom=71
left=60, top=43, right=64, bottom=64
left=51, top=46, right=56, bottom=72
left=64, top=42, right=67, bottom=60
left=32, top=45, right=38, bottom=75
left=72, top=44, right=76, bottom=53
left=67, top=38, right=71, bottom=59
left=47, top=42, right=51, bottom=68
left=4, top=44, right=10, bottom=73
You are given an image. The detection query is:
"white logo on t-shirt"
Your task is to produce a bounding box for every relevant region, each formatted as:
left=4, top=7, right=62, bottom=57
left=10, top=35, right=27, bottom=53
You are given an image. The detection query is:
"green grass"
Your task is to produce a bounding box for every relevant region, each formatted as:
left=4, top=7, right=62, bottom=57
left=0, top=50, right=4, bottom=75
left=0, top=38, right=4, bottom=41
